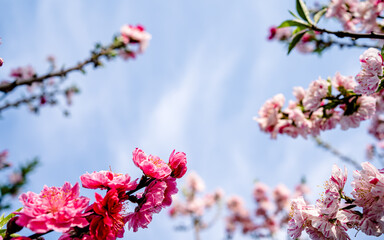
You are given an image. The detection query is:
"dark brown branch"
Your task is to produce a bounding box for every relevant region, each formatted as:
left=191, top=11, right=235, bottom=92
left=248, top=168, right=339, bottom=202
left=311, top=25, right=384, bottom=40
left=0, top=41, right=125, bottom=93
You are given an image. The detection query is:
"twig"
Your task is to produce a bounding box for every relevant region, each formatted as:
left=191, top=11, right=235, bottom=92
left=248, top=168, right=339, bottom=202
left=312, top=136, right=361, bottom=169
left=0, top=90, right=60, bottom=113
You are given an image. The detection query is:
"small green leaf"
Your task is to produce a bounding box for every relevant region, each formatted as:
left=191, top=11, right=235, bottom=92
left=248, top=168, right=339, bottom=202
left=0, top=211, right=17, bottom=229
left=292, top=25, right=307, bottom=35
left=0, top=229, right=6, bottom=237
left=288, top=31, right=307, bottom=54
left=296, top=0, right=312, bottom=24
left=289, top=10, right=299, bottom=19
left=278, top=19, right=310, bottom=28
left=314, top=8, right=328, bottom=24
left=381, top=44, right=384, bottom=58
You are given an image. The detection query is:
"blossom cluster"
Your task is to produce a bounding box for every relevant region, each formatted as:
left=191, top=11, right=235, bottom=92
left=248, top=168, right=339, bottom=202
left=225, top=181, right=309, bottom=238
left=326, top=0, right=384, bottom=33
left=169, top=172, right=224, bottom=233
left=5, top=148, right=187, bottom=240
left=255, top=47, right=381, bottom=139
left=288, top=162, right=384, bottom=239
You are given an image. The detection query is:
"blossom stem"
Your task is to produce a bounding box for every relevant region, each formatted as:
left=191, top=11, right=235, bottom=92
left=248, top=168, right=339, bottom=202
left=313, top=136, right=361, bottom=169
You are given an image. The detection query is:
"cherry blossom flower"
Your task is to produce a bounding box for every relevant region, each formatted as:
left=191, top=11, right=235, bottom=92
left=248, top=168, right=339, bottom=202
left=120, top=24, right=152, bottom=53
left=168, top=150, right=187, bottom=178
left=10, top=66, right=35, bottom=81
left=302, top=78, right=329, bottom=111
left=132, top=148, right=172, bottom=179
left=80, top=170, right=137, bottom=191
left=16, top=182, right=89, bottom=233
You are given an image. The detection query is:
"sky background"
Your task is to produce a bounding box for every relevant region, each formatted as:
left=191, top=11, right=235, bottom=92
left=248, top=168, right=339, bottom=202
left=0, top=0, right=379, bottom=239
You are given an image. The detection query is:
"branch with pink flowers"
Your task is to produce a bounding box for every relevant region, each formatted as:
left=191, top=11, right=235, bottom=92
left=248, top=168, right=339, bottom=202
left=0, top=25, right=150, bottom=116
left=255, top=47, right=384, bottom=145
left=224, top=179, right=310, bottom=239
left=0, top=148, right=187, bottom=240
left=289, top=162, right=384, bottom=239
left=270, top=0, right=384, bottom=54
left=169, top=172, right=224, bottom=240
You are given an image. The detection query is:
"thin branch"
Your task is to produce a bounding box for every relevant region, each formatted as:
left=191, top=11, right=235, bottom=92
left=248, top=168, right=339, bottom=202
left=0, top=90, right=60, bottom=113
left=311, top=25, right=384, bottom=40
left=315, top=38, right=380, bottom=50
left=313, top=136, right=361, bottom=169
left=0, top=41, right=125, bottom=93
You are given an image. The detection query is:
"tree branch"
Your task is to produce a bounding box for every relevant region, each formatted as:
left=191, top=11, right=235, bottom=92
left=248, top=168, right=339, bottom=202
left=0, top=41, right=125, bottom=93
left=311, top=25, right=384, bottom=40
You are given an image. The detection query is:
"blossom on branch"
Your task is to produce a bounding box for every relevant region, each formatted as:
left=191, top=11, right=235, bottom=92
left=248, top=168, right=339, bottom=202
left=16, top=182, right=90, bottom=233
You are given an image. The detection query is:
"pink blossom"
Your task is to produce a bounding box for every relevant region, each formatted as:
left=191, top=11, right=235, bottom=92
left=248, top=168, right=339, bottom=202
left=332, top=72, right=356, bottom=91
left=293, top=86, right=306, bottom=101
left=120, top=24, right=151, bottom=53
left=132, top=148, right=172, bottom=179
left=253, top=94, right=284, bottom=133
left=16, top=182, right=89, bottom=233
left=287, top=197, right=311, bottom=239
left=10, top=66, right=35, bottom=80
left=0, top=58, right=3, bottom=67
left=302, top=78, right=329, bottom=111
left=126, top=178, right=178, bottom=232
left=80, top=170, right=137, bottom=191
left=272, top=184, right=291, bottom=211
left=168, top=150, right=187, bottom=178
left=355, top=48, right=384, bottom=95
left=355, top=71, right=381, bottom=95
left=267, top=26, right=291, bottom=40
left=253, top=182, right=269, bottom=202
left=186, top=171, right=205, bottom=192
left=329, top=164, right=348, bottom=192
left=340, top=95, right=376, bottom=130
left=351, top=162, right=384, bottom=207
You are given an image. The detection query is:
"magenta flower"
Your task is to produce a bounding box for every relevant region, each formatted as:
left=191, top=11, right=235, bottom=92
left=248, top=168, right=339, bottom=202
left=80, top=170, right=137, bottom=191
left=168, top=150, right=187, bottom=178
left=132, top=148, right=172, bottom=179
left=16, top=182, right=89, bottom=233
left=89, top=189, right=125, bottom=240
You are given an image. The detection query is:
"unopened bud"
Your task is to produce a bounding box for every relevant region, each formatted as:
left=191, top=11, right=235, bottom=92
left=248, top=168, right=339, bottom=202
left=6, top=216, right=23, bottom=234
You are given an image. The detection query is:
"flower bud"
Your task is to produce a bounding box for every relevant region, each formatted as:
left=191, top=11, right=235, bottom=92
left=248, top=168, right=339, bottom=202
left=168, top=150, right=187, bottom=178
left=6, top=216, right=23, bottom=234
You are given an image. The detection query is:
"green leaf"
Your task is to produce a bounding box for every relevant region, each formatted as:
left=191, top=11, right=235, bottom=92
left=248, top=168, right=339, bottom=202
left=296, top=0, right=312, bottom=24
left=0, top=229, right=6, bottom=237
left=314, top=8, right=328, bottom=24
left=292, top=25, right=307, bottom=35
left=289, top=10, right=299, bottom=19
left=278, top=19, right=310, bottom=28
left=0, top=210, right=18, bottom=229
left=288, top=31, right=307, bottom=54
left=381, top=44, right=384, bottom=58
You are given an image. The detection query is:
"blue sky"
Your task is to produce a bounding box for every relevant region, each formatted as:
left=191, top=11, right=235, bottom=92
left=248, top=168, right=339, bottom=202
left=0, top=1, right=378, bottom=239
